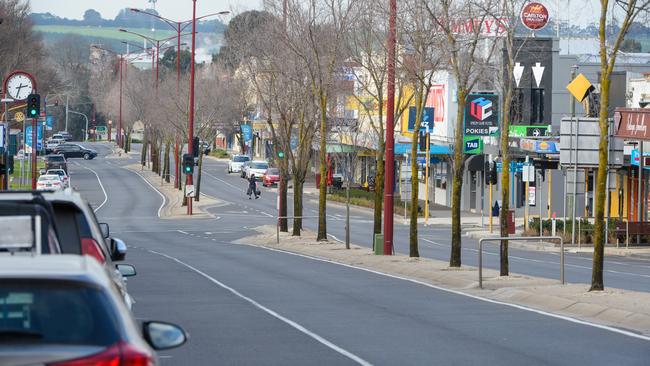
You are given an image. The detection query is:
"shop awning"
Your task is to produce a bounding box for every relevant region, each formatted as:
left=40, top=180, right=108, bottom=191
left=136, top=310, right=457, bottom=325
left=394, top=143, right=450, bottom=155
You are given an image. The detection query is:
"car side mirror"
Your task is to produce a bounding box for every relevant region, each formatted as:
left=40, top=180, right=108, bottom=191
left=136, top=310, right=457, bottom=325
left=39, top=169, right=46, bottom=175
left=110, top=237, right=127, bottom=261
left=143, top=321, right=188, bottom=350
left=116, top=264, right=137, bottom=277
left=99, top=223, right=110, bottom=238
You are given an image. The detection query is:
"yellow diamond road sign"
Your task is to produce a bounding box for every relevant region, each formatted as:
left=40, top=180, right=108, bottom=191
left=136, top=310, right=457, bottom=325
left=566, top=73, right=594, bottom=102
left=14, top=111, right=25, bottom=122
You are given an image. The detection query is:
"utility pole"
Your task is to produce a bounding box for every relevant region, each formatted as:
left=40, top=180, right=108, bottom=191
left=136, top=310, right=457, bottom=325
left=571, top=65, right=579, bottom=245
left=31, top=116, right=37, bottom=189
left=65, top=95, right=69, bottom=133
left=638, top=141, right=644, bottom=244
left=489, top=154, right=494, bottom=233
left=382, top=0, right=397, bottom=255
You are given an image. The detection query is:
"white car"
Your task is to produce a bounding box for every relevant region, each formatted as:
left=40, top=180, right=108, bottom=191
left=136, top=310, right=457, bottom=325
left=36, top=174, right=64, bottom=191
left=245, top=161, right=269, bottom=180
left=46, top=168, right=70, bottom=188
left=228, top=155, right=250, bottom=173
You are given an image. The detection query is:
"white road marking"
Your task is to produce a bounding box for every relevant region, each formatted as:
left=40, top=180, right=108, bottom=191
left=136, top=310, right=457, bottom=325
left=260, top=211, right=273, bottom=218
left=245, top=245, right=650, bottom=343
left=147, top=249, right=373, bottom=366
left=76, top=163, right=109, bottom=213
left=177, top=230, right=189, bottom=235
left=121, top=168, right=167, bottom=218
left=327, top=234, right=343, bottom=243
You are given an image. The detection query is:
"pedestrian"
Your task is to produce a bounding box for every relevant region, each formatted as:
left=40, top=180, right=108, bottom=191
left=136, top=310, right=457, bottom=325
left=247, top=174, right=259, bottom=199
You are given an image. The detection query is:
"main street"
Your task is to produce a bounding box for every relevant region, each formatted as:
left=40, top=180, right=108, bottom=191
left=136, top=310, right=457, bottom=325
left=68, top=143, right=650, bottom=365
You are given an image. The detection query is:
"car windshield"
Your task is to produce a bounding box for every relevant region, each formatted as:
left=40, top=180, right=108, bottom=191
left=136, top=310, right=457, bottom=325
left=47, top=156, right=65, bottom=162
left=39, top=176, right=60, bottom=182
left=0, top=281, right=120, bottom=346
left=267, top=168, right=279, bottom=175
left=252, top=163, right=268, bottom=169
left=233, top=156, right=249, bottom=163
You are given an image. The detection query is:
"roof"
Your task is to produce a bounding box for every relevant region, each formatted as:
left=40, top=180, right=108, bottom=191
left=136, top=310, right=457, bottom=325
left=0, top=255, right=111, bottom=288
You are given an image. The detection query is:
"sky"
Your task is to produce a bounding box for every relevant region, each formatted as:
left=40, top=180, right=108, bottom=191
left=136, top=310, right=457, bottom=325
left=30, top=0, right=262, bottom=21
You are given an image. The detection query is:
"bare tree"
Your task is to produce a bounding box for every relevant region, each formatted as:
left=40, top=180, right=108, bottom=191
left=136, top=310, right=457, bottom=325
left=591, top=0, right=650, bottom=290
left=422, top=0, right=499, bottom=267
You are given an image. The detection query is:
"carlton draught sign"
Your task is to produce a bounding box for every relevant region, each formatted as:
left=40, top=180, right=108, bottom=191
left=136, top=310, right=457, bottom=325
left=464, top=93, right=499, bottom=136
left=521, top=2, right=550, bottom=31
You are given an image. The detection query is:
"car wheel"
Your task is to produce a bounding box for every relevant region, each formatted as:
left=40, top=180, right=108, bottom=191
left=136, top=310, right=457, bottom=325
left=83, top=153, right=90, bottom=160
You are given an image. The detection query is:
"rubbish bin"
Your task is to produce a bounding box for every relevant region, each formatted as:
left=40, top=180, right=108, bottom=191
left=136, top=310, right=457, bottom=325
left=374, top=234, right=384, bottom=255
left=508, top=209, right=516, bottom=234
left=315, top=173, right=321, bottom=188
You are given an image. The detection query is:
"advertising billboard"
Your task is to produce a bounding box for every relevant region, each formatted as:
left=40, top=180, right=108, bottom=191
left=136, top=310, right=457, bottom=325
left=464, top=93, right=499, bottom=136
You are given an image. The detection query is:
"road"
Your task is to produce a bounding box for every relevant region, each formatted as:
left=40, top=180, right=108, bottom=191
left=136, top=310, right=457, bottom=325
left=68, top=142, right=650, bottom=365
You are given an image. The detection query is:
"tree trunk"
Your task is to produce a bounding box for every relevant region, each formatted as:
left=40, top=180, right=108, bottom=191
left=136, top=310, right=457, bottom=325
left=450, top=89, right=466, bottom=267
left=280, top=175, right=288, bottom=232
left=292, top=176, right=304, bottom=236
left=173, top=138, right=179, bottom=188
left=591, top=75, right=610, bottom=291
left=141, top=128, right=147, bottom=167
left=409, top=85, right=426, bottom=258
left=317, top=93, right=328, bottom=241
left=164, top=140, right=171, bottom=183
left=373, top=147, right=385, bottom=235
left=500, top=83, right=513, bottom=276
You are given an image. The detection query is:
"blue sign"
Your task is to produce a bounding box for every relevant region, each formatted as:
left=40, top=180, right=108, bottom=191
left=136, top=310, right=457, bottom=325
left=290, top=135, right=299, bottom=150
left=46, top=115, right=54, bottom=130
left=631, top=149, right=650, bottom=170
left=25, top=125, right=44, bottom=151
left=496, top=162, right=524, bottom=173
left=407, top=107, right=435, bottom=133
left=241, top=124, right=252, bottom=143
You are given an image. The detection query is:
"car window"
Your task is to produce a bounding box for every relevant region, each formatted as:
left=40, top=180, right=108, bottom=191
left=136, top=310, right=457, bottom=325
left=0, top=281, right=121, bottom=346
left=233, top=156, right=249, bottom=162
left=47, top=156, right=65, bottom=162
left=252, top=163, right=268, bottom=169
left=267, top=168, right=279, bottom=175
left=50, top=203, right=82, bottom=255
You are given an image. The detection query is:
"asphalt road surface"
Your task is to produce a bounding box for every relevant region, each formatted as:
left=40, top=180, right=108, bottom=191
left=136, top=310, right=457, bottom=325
left=68, top=142, right=650, bottom=365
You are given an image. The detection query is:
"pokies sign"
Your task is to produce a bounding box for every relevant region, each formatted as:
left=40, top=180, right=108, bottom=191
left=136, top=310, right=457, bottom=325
left=464, top=93, right=499, bottom=136
left=521, top=2, right=550, bottom=31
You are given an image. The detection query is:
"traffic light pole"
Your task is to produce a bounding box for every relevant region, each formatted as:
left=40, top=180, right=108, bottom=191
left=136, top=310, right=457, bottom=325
left=31, top=117, right=37, bottom=189
left=186, top=0, right=197, bottom=216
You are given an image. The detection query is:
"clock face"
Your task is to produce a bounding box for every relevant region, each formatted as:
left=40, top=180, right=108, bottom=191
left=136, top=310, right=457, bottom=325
left=6, top=73, right=34, bottom=101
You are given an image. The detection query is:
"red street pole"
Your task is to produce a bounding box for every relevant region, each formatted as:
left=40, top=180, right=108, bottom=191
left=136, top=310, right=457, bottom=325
left=118, top=55, right=123, bottom=148
left=383, top=0, right=397, bottom=255
left=187, top=0, right=197, bottom=216
left=31, top=118, right=37, bottom=189
left=177, top=23, right=181, bottom=93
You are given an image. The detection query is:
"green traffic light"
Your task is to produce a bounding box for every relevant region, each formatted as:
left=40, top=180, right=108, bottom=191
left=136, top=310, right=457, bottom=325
left=278, top=151, right=284, bottom=158
left=30, top=109, right=37, bottom=116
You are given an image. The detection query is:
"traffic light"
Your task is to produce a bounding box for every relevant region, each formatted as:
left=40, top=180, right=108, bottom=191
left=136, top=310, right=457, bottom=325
left=182, top=154, right=194, bottom=175
left=27, top=94, right=40, bottom=118
left=485, top=161, right=498, bottom=185
left=192, top=136, right=200, bottom=158
left=418, top=131, right=428, bottom=151
left=277, top=151, right=285, bottom=158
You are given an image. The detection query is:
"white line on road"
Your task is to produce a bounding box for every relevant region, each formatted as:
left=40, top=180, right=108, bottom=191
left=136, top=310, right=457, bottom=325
left=246, top=244, right=650, bottom=343
left=260, top=211, right=273, bottom=218
left=147, top=249, right=373, bottom=366
left=75, top=163, right=109, bottom=213
left=177, top=230, right=189, bottom=235
left=121, top=168, right=167, bottom=218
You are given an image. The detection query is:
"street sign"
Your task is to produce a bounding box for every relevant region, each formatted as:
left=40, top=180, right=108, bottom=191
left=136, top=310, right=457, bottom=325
left=46, top=115, right=54, bottom=130
left=25, top=125, right=43, bottom=151
left=464, top=93, right=499, bottom=136
left=407, top=107, right=435, bottom=133
left=0, top=124, right=5, bottom=149
left=463, top=136, right=483, bottom=154
left=521, top=2, right=550, bottom=31
left=497, top=161, right=525, bottom=173
left=96, top=125, right=107, bottom=133
left=567, top=73, right=594, bottom=102
left=186, top=185, right=195, bottom=198
left=522, top=164, right=535, bottom=182
left=241, top=124, right=253, bottom=142
left=528, top=186, right=536, bottom=206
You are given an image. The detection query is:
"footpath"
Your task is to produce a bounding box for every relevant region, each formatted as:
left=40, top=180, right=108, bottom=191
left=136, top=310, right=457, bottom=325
left=236, top=225, right=650, bottom=337
left=124, top=163, right=221, bottom=219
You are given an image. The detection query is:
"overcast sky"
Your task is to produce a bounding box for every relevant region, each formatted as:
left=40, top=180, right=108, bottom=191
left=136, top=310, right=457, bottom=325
left=30, top=0, right=261, bottom=21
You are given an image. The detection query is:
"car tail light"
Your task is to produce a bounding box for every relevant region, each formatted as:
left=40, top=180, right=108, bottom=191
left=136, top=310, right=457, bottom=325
left=49, top=341, right=154, bottom=366
left=81, top=237, right=107, bottom=264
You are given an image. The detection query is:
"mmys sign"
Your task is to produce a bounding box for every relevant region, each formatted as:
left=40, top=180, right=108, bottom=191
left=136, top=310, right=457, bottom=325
left=521, top=2, right=550, bottom=31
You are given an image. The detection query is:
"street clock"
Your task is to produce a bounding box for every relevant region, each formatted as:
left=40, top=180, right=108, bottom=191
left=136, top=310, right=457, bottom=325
left=5, top=72, right=35, bottom=101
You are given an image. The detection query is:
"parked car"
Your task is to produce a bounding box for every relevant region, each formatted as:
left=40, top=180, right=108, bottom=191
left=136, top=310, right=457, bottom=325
left=46, top=168, right=70, bottom=188
left=36, top=175, right=64, bottom=191
left=45, top=138, right=64, bottom=154
left=0, top=255, right=187, bottom=366
left=199, top=141, right=211, bottom=155
left=244, top=161, right=269, bottom=180
left=56, top=131, right=72, bottom=141
left=51, top=133, right=65, bottom=141
left=44, top=154, right=68, bottom=172
left=54, top=143, right=97, bottom=160
left=0, top=190, right=134, bottom=309
left=228, top=155, right=250, bottom=173
left=262, top=167, right=281, bottom=187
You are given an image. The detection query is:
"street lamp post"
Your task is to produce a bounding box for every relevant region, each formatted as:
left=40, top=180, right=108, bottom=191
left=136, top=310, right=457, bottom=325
left=68, top=110, right=89, bottom=141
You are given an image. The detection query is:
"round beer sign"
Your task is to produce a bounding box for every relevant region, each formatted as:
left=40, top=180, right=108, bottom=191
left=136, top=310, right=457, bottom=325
left=521, top=2, right=550, bottom=31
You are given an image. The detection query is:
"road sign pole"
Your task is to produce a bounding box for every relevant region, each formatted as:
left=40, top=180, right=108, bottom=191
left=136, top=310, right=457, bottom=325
left=570, top=66, right=578, bottom=245
left=425, top=133, right=430, bottom=224
left=489, top=182, right=493, bottom=233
